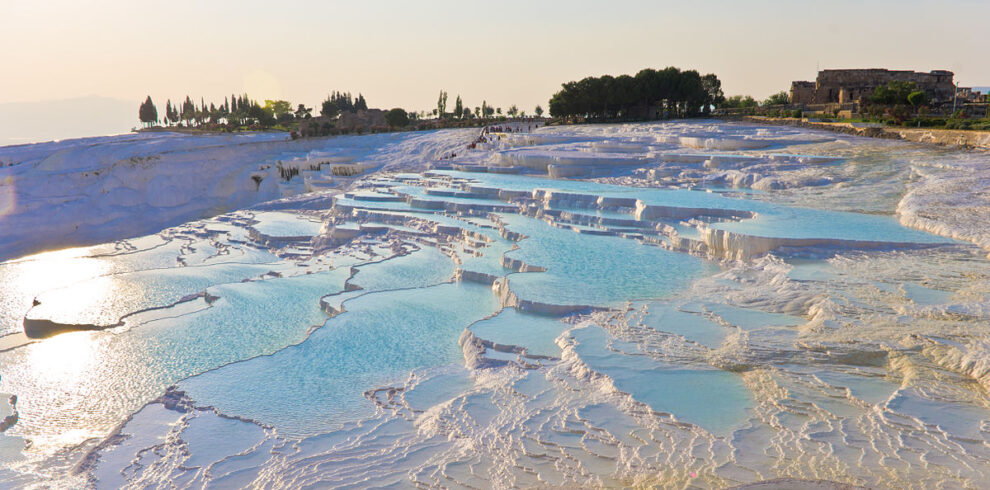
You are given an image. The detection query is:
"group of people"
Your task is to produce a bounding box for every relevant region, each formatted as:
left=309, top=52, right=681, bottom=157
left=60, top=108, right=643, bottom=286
left=467, top=131, right=499, bottom=150
left=447, top=119, right=545, bottom=156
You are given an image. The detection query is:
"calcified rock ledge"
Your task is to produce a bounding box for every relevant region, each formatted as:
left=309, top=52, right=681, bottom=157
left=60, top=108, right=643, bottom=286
left=330, top=171, right=947, bottom=264
left=23, top=291, right=220, bottom=338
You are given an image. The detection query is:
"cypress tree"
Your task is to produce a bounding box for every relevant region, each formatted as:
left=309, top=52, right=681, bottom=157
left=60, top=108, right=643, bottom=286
left=182, top=96, right=195, bottom=126
left=139, top=96, right=158, bottom=128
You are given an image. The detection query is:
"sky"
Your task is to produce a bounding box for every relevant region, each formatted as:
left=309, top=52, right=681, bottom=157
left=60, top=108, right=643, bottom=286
left=1, top=0, right=988, bottom=142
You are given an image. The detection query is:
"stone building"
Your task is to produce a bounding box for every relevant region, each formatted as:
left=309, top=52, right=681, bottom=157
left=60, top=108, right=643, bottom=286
left=789, top=81, right=816, bottom=105
left=790, top=69, right=957, bottom=106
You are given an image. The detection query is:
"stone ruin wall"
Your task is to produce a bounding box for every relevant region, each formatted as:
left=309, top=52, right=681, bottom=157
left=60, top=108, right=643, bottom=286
left=790, top=69, right=956, bottom=106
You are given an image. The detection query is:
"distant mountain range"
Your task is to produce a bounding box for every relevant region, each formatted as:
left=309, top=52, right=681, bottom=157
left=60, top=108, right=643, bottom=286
left=0, top=96, right=135, bottom=147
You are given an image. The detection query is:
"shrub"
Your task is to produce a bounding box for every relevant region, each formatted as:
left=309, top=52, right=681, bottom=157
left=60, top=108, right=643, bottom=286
left=905, top=117, right=946, bottom=128
left=945, top=119, right=971, bottom=130
left=384, top=108, right=410, bottom=128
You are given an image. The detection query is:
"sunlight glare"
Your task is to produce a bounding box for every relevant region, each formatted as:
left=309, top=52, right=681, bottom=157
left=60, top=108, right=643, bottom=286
left=25, top=331, right=103, bottom=387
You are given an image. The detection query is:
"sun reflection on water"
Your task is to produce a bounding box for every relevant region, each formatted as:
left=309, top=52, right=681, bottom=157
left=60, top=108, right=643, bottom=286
left=11, top=247, right=110, bottom=292
left=0, top=248, right=121, bottom=454
left=0, top=329, right=113, bottom=456
left=1, top=247, right=115, bottom=335
left=24, top=331, right=103, bottom=387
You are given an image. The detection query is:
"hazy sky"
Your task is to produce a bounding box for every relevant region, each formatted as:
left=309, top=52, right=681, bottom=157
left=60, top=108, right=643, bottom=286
left=2, top=0, right=988, bottom=115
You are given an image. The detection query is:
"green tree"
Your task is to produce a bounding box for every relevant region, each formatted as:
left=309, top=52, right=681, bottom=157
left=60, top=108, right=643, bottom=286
left=871, top=81, right=917, bottom=105
left=907, top=90, right=929, bottom=108
left=264, top=100, right=293, bottom=119
left=534, top=105, right=544, bottom=117
left=507, top=105, right=518, bottom=117
left=763, top=91, right=789, bottom=106
left=181, top=96, right=196, bottom=126
left=139, top=96, right=158, bottom=128
left=701, top=73, right=724, bottom=113
left=355, top=94, right=367, bottom=111
left=437, top=90, right=448, bottom=119
left=384, top=108, right=410, bottom=128
left=454, top=95, right=463, bottom=118
left=907, top=90, right=929, bottom=123
left=320, top=95, right=341, bottom=118
left=247, top=101, right=276, bottom=127
left=295, top=104, right=312, bottom=119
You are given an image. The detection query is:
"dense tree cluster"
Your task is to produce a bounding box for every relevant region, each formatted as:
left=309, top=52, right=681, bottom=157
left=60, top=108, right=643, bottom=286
left=870, top=81, right=926, bottom=106
left=384, top=108, right=410, bottom=128
left=763, top=91, right=790, bottom=106
left=863, top=81, right=933, bottom=125
left=720, top=95, right=759, bottom=109
left=548, top=67, right=724, bottom=120
left=320, top=91, right=367, bottom=118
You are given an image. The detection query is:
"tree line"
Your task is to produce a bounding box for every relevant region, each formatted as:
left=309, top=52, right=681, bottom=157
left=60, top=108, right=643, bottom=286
left=547, top=67, right=724, bottom=120
left=138, top=87, right=546, bottom=136
left=432, top=90, right=543, bottom=120
left=139, top=91, right=370, bottom=129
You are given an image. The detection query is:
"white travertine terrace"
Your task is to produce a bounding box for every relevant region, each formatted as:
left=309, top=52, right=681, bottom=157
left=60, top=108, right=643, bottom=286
left=1, top=120, right=989, bottom=488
